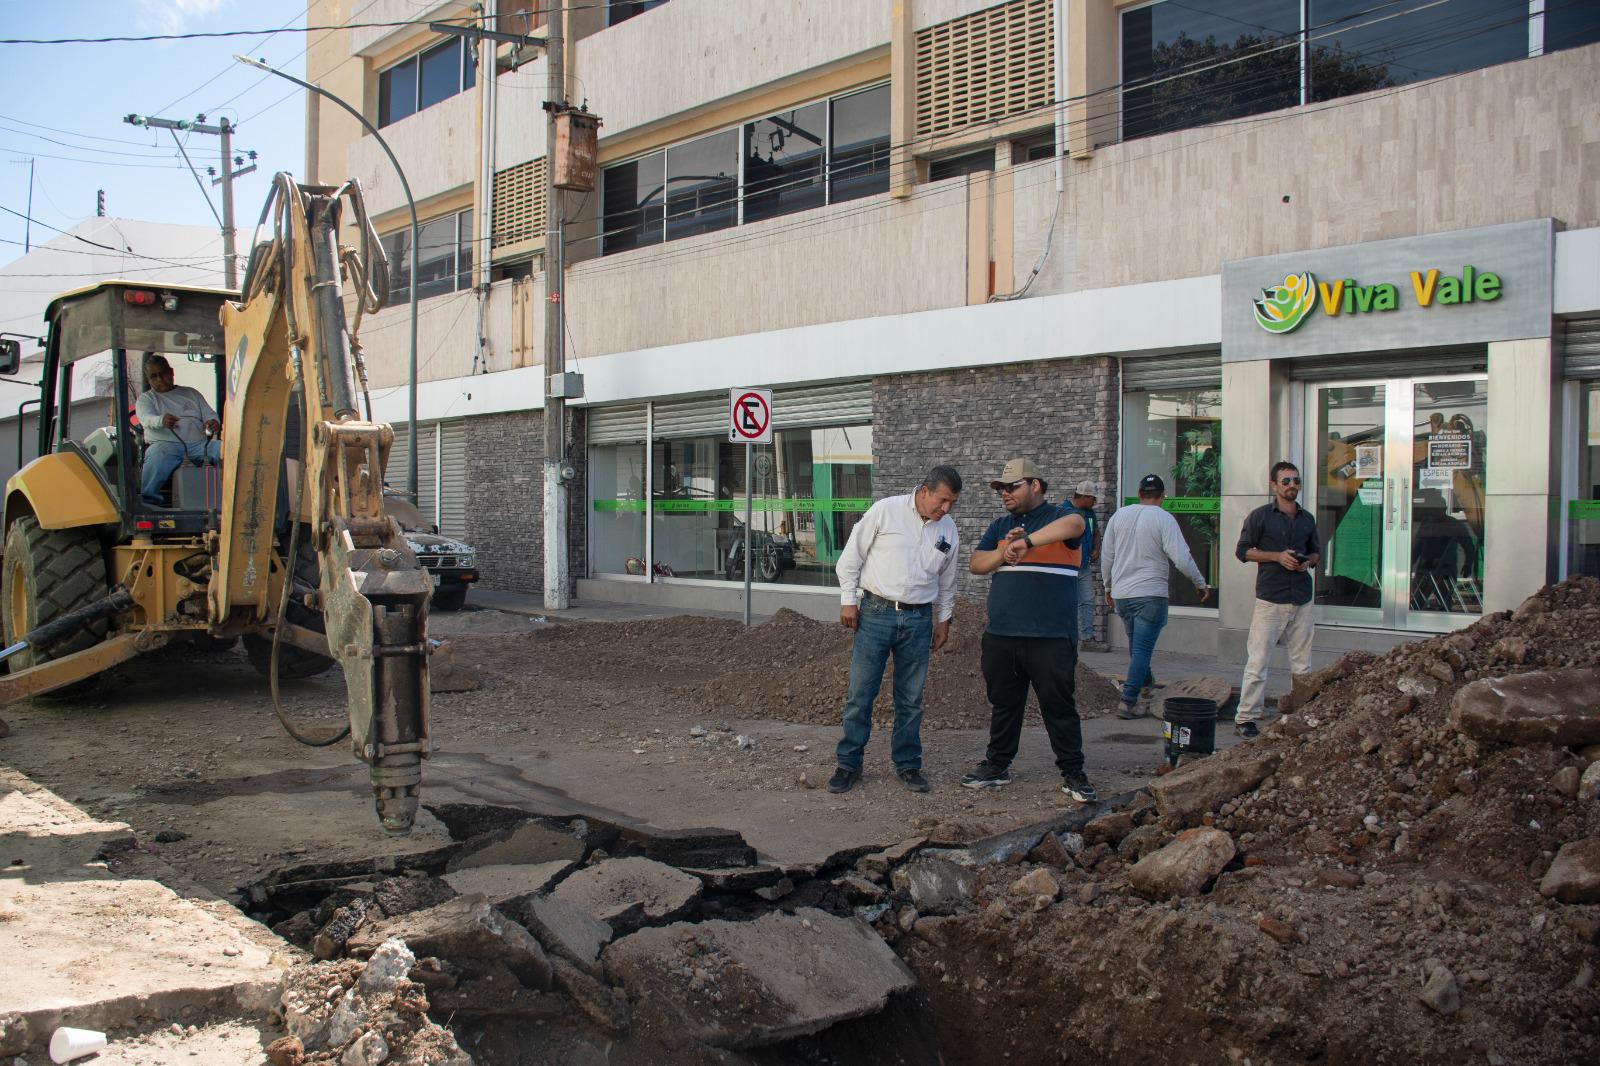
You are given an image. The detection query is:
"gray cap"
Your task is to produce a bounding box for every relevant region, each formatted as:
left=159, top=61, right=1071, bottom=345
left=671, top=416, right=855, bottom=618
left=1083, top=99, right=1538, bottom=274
left=1074, top=480, right=1100, bottom=498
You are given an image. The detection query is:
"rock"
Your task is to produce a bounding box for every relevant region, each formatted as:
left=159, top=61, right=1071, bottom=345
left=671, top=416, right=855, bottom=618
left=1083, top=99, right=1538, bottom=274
left=754, top=877, right=795, bottom=902
left=551, top=856, right=703, bottom=935
left=1451, top=669, right=1600, bottom=746
left=1551, top=766, right=1582, bottom=799
left=347, top=895, right=552, bottom=990
left=1026, top=831, right=1077, bottom=868
left=266, top=1035, right=305, bottom=1066
left=1581, top=762, right=1600, bottom=803
left=154, top=829, right=188, bottom=844
left=1075, top=883, right=1101, bottom=905
left=602, top=908, right=916, bottom=1049
left=1396, top=673, right=1438, bottom=698
left=1418, top=966, right=1461, bottom=1015
left=1082, top=811, right=1135, bottom=847
left=0, top=1013, right=33, bottom=1057
left=447, top=820, right=585, bottom=871
left=1422, top=657, right=1455, bottom=684
left=1117, top=824, right=1171, bottom=861
left=889, top=857, right=976, bottom=915
left=442, top=861, right=571, bottom=909
left=1512, top=594, right=1548, bottom=621
left=1539, top=836, right=1600, bottom=904
left=1492, top=636, right=1530, bottom=663
left=1009, top=868, right=1060, bottom=900
left=341, top=1030, right=389, bottom=1066
left=373, top=874, right=458, bottom=918
left=837, top=874, right=886, bottom=903
left=1150, top=749, right=1279, bottom=821
left=857, top=837, right=928, bottom=875
left=357, top=939, right=417, bottom=996
left=429, top=641, right=481, bottom=693
left=1257, top=916, right=1300, bottom=945
left=1128, top=828, right=1236, bottom=900
left=312, top=898, right=372, bottom=960
left=550, top=956, right=630, bottom=1033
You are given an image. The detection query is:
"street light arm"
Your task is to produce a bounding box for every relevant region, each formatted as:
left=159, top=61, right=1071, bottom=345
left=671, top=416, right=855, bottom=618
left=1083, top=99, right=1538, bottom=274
left=232, top=54, right=421, bottom=501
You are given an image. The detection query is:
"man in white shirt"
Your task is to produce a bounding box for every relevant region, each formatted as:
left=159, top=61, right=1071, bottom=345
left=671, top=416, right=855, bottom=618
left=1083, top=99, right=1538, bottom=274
left=136, top=354, right=222, bottom=507
left=1100, top=474, right=1210, bottom=719
left=829, top=465, right=963, bottom=794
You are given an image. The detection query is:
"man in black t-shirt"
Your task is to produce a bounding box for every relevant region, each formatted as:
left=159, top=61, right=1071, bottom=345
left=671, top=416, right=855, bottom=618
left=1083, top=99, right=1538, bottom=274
left=959, top=458, right=1098, bottom=803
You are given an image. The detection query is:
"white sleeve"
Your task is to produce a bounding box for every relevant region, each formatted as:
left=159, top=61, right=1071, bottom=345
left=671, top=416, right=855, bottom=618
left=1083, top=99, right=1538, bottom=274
left=935, top=526, right=959, bottom=623
left=1100, top=514, right=1118, bottom=588
left=835, top=500, right=883, bottom=606
left=1162, top=511, right=1208, bottom=589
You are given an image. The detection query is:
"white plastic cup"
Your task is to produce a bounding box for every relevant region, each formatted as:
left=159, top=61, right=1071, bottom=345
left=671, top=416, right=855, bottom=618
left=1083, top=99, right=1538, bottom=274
left=49, top=1025, right=107, bottom=1063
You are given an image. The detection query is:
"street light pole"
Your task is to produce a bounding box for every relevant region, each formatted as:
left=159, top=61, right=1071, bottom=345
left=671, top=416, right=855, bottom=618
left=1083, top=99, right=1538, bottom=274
left=232, top=55, right=421, bottom=501
left=542, top=6, right=569, bottom=611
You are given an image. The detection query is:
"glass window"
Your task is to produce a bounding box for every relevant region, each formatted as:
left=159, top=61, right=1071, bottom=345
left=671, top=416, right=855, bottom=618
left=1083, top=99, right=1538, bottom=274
left=1309, top=0, right=1527, bottom=103
left=1120, top=387, right=1223, bottom=609
left=601, top=153, right=666, bottom=254
left=609, top=0, right=670, bottom=27
left=639, top=426, right=872, bottom=586
left=383, top=210, right=472, bottom=305
left=665, top=130, right=739, bottom=241
left=1121, top=0, right=1299, bottom=142
left=378, top=56, right=418, bottom=128
left=418, top=39, right=464, bottom=111
left=1567, top=383, right=1600, bottom=578
left=743, top=101, right=827, bottom=224
left=829, top=84, right=891, bottom=204
left=591, top=443, right=648, bottom=575
left=1545, top=1, right=1600, bottom=53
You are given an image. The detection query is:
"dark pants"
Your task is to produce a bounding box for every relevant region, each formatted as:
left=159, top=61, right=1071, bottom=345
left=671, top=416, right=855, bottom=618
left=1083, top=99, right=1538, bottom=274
left=980, top=632, right=1084, bottom=776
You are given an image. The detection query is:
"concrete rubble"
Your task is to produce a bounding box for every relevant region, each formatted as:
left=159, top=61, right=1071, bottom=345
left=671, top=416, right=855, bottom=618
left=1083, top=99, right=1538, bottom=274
left=1127, top=827, right=1236, bottom=899
left=550, top=856, right=704, bottom=934
left=1450, top=668, right=1600, bottom=745
left=889, top=857, right=977, bottom=915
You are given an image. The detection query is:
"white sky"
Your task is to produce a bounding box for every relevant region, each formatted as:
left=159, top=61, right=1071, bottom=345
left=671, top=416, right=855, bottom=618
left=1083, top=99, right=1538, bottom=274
left=0, top=0, right=310, bottom=269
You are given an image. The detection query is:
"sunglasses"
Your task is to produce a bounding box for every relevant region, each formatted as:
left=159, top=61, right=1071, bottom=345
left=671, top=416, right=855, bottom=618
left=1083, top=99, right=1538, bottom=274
left=1278, top=476, right=1302, bottom=485
left=996, top=480, right=1030, bottom=494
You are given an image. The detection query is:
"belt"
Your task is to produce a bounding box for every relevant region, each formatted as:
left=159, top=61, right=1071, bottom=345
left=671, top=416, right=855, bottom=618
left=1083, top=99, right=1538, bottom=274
left=862, top=590, right=933, bottom=611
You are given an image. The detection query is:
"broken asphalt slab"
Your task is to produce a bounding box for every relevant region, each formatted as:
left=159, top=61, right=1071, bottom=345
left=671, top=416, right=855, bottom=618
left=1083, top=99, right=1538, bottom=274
left=1450, top=669, right=1600, bottom=746
left=0, top=769, right=286, bottom=1054
left=603, top=907, right=916, bottom=1050
left=550, top=856, right=703, bottom=935
left=345, top=894, right=553, bottom=989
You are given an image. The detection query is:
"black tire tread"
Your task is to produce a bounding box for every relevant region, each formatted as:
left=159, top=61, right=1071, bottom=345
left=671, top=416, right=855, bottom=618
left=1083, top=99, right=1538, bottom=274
left=2, top=516, right=109, bottom=669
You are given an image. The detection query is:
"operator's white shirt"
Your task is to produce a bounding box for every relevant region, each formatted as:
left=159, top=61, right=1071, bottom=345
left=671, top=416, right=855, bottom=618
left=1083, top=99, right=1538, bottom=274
left=835, top=493, right=960, bottom=622
left=136, top=385, right=218, bottom=446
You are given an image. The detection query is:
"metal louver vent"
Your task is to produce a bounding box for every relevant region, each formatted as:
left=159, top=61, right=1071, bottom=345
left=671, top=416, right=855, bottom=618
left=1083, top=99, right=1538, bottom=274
left=492, top=157, right=547, bottom=250
left=1563, top=318, right=1600, bottom=379
left=915, top=0, right=1055, bottom=138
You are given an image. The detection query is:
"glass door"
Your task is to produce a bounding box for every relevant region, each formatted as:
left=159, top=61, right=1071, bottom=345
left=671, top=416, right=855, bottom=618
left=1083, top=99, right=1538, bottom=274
left=1307, top=375, right=1488, bottom=631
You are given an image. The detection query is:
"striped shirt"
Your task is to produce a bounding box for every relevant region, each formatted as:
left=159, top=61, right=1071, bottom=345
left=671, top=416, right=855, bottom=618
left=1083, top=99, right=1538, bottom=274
left=976, top=503, right=1082, bottom=640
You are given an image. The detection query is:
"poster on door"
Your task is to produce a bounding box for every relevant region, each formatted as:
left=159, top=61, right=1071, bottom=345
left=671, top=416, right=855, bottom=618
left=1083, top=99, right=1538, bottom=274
left=1355, top=442, right=1382, bottom=479
left=1427, top=429, right=1472, bottom=470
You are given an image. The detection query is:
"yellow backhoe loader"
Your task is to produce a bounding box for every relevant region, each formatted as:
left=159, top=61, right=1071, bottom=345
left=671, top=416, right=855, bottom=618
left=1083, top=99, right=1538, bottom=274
left=0, top=174, right=431, bottom=834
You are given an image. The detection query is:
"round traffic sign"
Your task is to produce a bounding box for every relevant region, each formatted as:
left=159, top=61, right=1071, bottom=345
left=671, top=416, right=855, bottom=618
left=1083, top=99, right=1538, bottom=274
left=731, top=390, right=771, bottom=441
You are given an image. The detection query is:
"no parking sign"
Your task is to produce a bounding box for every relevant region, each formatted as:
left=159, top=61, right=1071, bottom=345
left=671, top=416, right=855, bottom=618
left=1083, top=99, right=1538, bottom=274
left=728, top=388, right=772, bottom=444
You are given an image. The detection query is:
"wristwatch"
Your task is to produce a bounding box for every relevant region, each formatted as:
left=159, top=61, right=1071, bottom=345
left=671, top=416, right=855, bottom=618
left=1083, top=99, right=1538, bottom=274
left=1023, top=534, right=1034, bottom=548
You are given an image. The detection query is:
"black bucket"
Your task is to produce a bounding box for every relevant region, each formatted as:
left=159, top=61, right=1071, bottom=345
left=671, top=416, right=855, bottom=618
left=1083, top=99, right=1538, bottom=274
left=1163, top=697, right=1218, bottom=766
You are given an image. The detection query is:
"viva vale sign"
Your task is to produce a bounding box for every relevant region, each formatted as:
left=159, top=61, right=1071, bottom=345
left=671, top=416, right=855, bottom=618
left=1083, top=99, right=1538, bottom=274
left=1252, top=265, right=1503, bottom=335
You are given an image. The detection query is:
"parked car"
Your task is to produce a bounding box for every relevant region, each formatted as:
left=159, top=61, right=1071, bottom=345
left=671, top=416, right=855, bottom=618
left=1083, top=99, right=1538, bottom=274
left=382, top=492, right=478, bottom=611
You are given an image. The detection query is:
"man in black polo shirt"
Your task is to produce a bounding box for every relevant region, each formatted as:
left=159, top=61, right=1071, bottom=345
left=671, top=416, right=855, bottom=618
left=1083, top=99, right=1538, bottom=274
left=960, top=458, right=1098, bottom=802
left=1234, top=460, right=1321, bottom=738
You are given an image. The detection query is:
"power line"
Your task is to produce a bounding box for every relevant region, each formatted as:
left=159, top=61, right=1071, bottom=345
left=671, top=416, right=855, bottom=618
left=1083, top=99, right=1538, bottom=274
left=0, top=146, right=188, bottom=170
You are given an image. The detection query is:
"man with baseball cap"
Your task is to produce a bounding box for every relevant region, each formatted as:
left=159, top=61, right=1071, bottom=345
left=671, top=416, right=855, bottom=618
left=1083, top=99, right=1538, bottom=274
left=960, top=458, right=1098, bottom=803
left=1066, top=480, right=1102, bottom=645
left=1100, top=473, right=1210, bottom=718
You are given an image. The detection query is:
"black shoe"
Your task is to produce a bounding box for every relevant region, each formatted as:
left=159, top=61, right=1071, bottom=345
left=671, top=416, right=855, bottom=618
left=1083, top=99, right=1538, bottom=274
left=960, top=762, right=1012, bottom=789
left=827, top=767, right=861, bottom=793
left=1116, top=702, right=1141, bottom=720
left=898, top=768, right=930, bottom=793
left=1061, top=772, right=1099, bottom=803
left=1236, top=721, right=1260, bottom=739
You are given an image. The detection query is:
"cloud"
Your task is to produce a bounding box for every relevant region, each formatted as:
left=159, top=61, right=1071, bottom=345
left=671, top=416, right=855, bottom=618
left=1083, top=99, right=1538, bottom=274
left=140, top=0, right=230, bottom=36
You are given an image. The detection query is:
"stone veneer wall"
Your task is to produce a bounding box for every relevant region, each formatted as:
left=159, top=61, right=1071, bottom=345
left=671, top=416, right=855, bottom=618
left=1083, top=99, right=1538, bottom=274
left=871, top=357, right=1119, bottom=638
left=461, top=408, right=587, bottom=596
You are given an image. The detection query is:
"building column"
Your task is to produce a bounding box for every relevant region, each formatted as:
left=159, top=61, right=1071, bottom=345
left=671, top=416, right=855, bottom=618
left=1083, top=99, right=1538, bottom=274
left=1484, top=337, right=1559, bottom=611
left=1218, top=359, right=1275, bottom=659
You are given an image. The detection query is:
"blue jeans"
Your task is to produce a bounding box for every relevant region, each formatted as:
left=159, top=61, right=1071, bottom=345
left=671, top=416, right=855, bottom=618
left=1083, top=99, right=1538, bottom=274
left=1077, top=569, right=1097, bottom=643
left=835, top=596, right=932, bottom=774
left=141, top=439, right=222, bottom=506
left=1115, top=596, right=1169, bottom=706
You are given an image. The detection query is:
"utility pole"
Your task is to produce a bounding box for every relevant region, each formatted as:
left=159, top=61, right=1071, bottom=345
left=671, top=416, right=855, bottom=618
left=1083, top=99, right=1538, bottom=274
left=541, top=3, right=570, bottom=611
left=123, top=113, right=253, bottom=289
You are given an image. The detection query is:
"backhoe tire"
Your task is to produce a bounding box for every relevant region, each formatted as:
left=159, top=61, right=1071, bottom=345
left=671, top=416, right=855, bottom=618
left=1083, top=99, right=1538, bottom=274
left=2, top=516, right=109, bottom=695
left=431, top=585, right=466, bottom=612
left=244, top=526, right=336, bottom=680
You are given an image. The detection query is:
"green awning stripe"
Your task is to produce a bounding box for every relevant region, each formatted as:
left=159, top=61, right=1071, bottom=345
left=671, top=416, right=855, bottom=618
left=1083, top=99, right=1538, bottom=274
left=593, top=498, right=873, bottom=514
left=1121, top=497, right=1221, bottom=514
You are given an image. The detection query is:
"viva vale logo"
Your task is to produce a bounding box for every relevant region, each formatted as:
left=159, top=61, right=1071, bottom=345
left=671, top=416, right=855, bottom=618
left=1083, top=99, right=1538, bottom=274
left=1251, top=266, right=1503, bottom=334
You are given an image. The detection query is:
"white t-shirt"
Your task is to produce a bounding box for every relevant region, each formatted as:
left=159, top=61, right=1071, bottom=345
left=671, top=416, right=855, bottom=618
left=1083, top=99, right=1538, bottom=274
left=136, top=386, right=218, bottom=446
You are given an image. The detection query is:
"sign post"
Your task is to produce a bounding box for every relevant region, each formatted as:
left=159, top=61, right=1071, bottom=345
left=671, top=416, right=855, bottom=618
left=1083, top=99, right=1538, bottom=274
left=729, top=388, right=773, bottom=626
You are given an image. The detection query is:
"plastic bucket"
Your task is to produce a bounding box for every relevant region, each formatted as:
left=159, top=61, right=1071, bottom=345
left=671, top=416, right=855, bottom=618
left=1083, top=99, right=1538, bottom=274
left=1162, top=697, right=1218, bottom=766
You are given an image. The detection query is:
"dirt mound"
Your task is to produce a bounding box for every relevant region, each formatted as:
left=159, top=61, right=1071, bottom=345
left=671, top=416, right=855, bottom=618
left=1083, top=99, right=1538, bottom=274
left=884, top=576, right=1600, bottom=1065
left=676, top=596, right=1124, bottom=728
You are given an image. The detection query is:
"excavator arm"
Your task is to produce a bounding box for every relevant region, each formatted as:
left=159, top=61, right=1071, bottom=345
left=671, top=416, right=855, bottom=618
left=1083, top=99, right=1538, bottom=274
left=215, top=175, right=430, bottom=833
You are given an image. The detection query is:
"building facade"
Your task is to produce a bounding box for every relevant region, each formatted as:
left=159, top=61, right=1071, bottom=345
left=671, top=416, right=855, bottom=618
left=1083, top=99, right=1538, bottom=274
left=305, top=0, right=1600, bottom=657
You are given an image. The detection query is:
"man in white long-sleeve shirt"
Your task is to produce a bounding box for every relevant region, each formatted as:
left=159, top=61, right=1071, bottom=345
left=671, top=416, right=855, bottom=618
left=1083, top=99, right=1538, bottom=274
left=828, top=465, right=963, bottom=794
left=1100, top=474, right=1210, bottom=719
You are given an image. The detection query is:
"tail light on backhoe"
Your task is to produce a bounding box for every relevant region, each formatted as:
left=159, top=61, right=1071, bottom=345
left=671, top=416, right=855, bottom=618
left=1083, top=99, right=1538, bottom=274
left=123, top=290, right=158, bottom=307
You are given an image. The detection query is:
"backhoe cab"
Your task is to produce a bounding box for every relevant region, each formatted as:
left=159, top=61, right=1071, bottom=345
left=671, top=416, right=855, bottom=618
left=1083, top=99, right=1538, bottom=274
left=0, top=177, right=432, bottom=834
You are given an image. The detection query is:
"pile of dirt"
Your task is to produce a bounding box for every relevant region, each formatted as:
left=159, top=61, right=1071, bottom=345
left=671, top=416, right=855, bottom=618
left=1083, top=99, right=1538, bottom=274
left=673, top=598, right=1124, bottom=727
left=878, top=576, right=1600, bottom=1065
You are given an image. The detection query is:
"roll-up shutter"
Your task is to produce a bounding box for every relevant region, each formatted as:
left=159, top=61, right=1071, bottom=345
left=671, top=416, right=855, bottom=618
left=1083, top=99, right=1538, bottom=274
left=1282, top=346, right=1487, bottom=381
left=651, top=395, right=726, bottom=438
left=771, top=381, right=871, bottom=428
left=587, top=403, right=648, bottom=444
left=1121, top=351, right=1221, bottom=391
left=387, top=421, right=410, bottom=486
left=387, top=422, right=440, bottom=524
left=438, top=420, right=467, bottom=537
left=1563, top=318, right=1600, bottom=379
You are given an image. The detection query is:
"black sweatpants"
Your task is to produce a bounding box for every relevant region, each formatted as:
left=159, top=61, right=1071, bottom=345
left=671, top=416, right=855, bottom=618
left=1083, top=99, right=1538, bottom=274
left=980, top=632, right=1084, bottom=776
